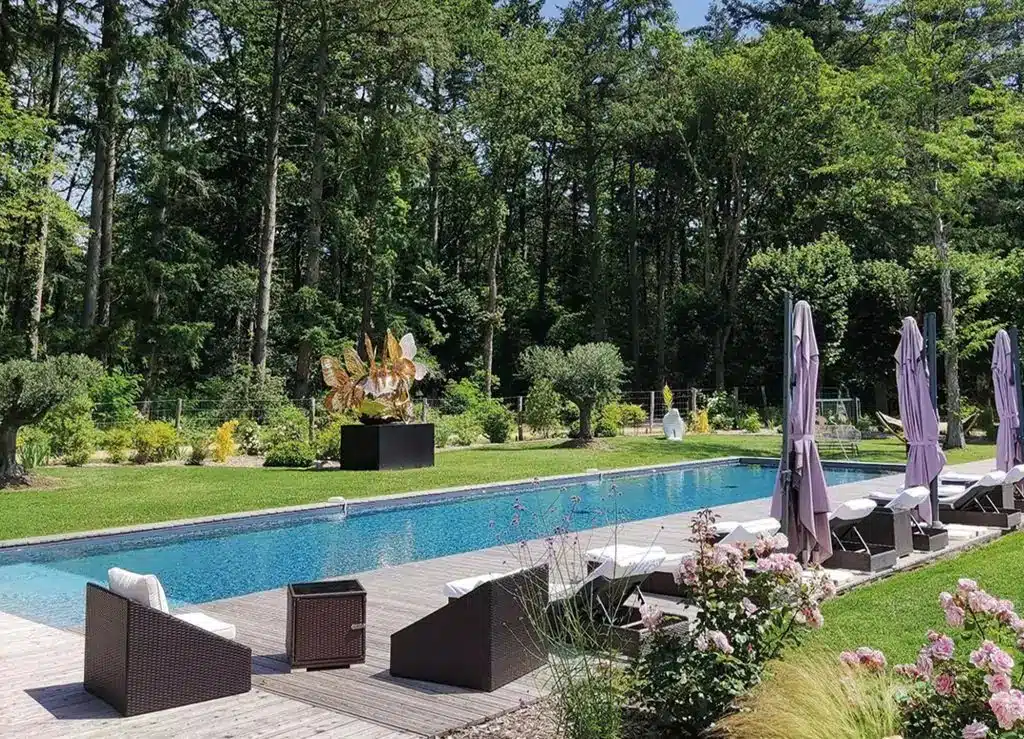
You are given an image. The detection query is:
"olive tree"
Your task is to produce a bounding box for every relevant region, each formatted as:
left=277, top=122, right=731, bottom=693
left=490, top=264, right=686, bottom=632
left=0, top=355, right=102, bottom=486
left=520, top=343, right=625, bottom=441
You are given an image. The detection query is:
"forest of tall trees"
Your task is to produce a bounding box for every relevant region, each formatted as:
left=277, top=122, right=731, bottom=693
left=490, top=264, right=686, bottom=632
left=2, top=0, right=1024, bottom=443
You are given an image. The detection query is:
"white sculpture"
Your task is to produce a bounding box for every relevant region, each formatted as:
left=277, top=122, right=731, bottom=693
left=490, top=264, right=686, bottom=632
left=662, top=408, right=685, bottom=441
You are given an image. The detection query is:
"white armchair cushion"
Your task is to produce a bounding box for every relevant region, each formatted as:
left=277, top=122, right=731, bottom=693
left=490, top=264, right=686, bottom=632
left=176, top=612, right=237, bottom=640
left=107, top=567, right=169, bottom=613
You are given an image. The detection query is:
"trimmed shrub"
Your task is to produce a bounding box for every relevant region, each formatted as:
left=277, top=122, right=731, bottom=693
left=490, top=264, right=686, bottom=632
left=477, top=400, right=514, bottom=443
left=39, top=393, right=97, bottom=458
left=741, top=410, right=763, bottom=433
left=17, top=427, right=52, bottom=469
left=133, top=421, right=179, bottom=464
left=263, top=441, right=314, bottom=468
left=212, top=420, right=238, bottom=462
left=524, top=378, right=563, bottom=438
left=234, top=418, right=263, bottom=455
left=434, top=413, right=482, bottom=447
left=102, top=427, right=132, bottom=464
left=689, top=408, right=710, bottom=434
left=186, top=431, right=212, bottom=465
left=620, top=403, right=647, bottom=431
left=313, top=414, right=358, bottom=461
left=595, top=403, right=622, bottom=438
left=262, top=404, right=309, bottom=447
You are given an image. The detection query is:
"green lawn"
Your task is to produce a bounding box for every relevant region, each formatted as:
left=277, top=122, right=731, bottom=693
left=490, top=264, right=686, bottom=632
left=0, top=434, right=994, bottom=541
left=797, top=531, right=1024, bottom=663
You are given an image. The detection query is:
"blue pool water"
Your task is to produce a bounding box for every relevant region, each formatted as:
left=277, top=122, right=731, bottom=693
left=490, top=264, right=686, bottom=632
left=0, top=462, right=887, bottom=627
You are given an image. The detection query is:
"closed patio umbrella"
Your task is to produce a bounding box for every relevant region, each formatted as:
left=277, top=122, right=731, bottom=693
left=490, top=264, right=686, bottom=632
left=896, top=317, right=946, bottom=522
left=993, top=329, right=1023, bottom=472
left=771, top=300, right=832, bottom=562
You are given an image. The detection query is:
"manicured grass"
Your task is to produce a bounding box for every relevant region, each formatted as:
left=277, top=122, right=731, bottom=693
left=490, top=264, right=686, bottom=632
left=0, top=434, right=994, bottom=541
left=797, top=532, right=1024, bottom=663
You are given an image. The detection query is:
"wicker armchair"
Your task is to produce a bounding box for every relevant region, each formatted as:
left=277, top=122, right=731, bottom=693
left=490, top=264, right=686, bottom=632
left=389, top=564, right=548, bottom=692
left=84, top=583, right=252, bottom=716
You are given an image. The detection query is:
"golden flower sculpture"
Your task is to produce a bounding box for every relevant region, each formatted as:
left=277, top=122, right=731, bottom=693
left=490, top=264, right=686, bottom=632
left=321, top=331, right=427, bottom=422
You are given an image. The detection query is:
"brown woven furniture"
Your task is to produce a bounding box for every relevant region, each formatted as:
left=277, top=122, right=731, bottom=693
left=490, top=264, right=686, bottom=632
left=83, top=583, right=252, bottom=717
left=390, top=564, right=548, bottom=692
left=286, top=579, right=367, bottom=669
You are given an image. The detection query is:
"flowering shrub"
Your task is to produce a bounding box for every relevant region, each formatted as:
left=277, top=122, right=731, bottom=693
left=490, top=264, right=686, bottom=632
left=212, top=420, right=237, bottom=462
left=842, top=579, right=1024, bottom=739
left=624, top=510, right=835, bottom=736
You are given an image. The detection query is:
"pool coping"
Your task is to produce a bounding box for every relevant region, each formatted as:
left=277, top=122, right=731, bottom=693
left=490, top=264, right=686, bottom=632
left=0, top=455, right=905, bottom=551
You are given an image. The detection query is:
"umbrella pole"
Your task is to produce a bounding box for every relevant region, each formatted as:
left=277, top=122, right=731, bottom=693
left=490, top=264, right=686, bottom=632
left=924, top=312, right=941, bottom=527
left=780, top=292, right=794, bottom=540
left=1011, top=327, right=1024, bottom=451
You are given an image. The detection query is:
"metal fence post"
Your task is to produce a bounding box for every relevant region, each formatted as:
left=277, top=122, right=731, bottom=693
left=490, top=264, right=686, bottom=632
left=309, top=397, right=316, bottom=439
left=649, top=390, right=655, bottom=432
left=174, top=399, right=183, bottom=431
left=732, top=387, right=739, bottom=419
left=690, top=387, right=698, bottom=413
left=421, top=398, right=429, bottom=422
left=517, top=396, right=524, bottom=441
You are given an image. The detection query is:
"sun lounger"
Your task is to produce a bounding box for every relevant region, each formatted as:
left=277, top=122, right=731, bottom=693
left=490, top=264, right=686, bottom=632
left=584, top=544, right=693, bottom=598
left=712, top=517, right=781, bottom=545
left=84, top=568, right=251, bottom=717
left=390, top=564, right=548, bottom=691
left=823, top=499, right=898, bottom=572
left=938, top=471, right=1022, bottom=529
left=941, top=465, right=1024, bottom=511
left=862, top=486, right=949, bottom=555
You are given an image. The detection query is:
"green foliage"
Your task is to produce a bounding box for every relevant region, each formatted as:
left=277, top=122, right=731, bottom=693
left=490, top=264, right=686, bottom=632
left=39, top=393, right=98, bottom=459
left=313, top=414, right=357, bottom=461
left=17, top=427, right=51, bottom=469
left=0, top=356, right=104, bottom=430
left=440, top=379, right=486, bottom=416
left=594, top=402, right=624, bottom=437
left=520, top=343, right=625, bottom=440
left=90, top=372, right=142, bottom=428
left=263, top=441, right=315, bottom=468
left=524, top=378, right=563, bottom=438
left=262, top=404, right=309, bottom=447
left=186, top=431, right=212, bottom=466
left=619, top=404, right=648, bottom=430
left=741, top=410, right=763, bottom=433
left=132, top=421, right=180, bottom=464
left=433, top=413, right=483, bottom=447
left=689, top=408, right=711, bottom=434
left=234, top=418, right=263, bottom=456
left=477, top=400, right=513, bottom=444
left=102, top=428, right=133, bottom=464
left=706, top=391, right=738, bottom=430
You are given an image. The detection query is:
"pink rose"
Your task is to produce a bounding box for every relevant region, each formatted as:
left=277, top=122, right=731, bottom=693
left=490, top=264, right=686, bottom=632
left=708, top=630, right=734, bottom=655
left=929, top=634, right=956, bottom=661
left=894, top=663, right=923, bottom=680
left=741, top=597, right=758, bottom=616
left=962, top=721, right=989, bottom=739
left=946, top=604, right=966, bottom=627
left=940, top=591, right=955, bottom=608
left=989, top=689, right=1024, bottom=730
left=969, top=591, right=998, bottom=615
left=639, top=603, right=663, bottom=631
left=802, top=607, right=824, bottom=630
left=959, top=578, right=980, bottom=593
left=916, top=652, right=934, bottom=678
left=990, top=646, right=1015, bottom=674
left=986, top=674, right=1012, bottom=694
left=840, top=651, right=859, bottom=667
left=694, top=633, right=709, bottom=652
left=935, top=673, right=956, bottom=696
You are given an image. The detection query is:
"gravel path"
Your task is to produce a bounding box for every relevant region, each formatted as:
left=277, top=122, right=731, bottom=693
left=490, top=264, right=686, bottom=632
left=440, top=701, right=559, bottom=738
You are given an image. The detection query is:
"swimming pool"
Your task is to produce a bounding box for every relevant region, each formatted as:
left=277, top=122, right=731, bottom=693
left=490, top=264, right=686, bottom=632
left=0, top=460, right=892, bottom=627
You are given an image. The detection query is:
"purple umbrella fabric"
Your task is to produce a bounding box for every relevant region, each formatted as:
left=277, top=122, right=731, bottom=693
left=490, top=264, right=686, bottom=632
left=771, top=300, right=832, bottom=562
left=992, top=329, right=1023, bottom=472
left=896, top=317, right=946, bottom=522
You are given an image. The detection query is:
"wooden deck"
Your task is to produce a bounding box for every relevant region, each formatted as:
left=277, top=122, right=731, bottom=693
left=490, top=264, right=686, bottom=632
left=3, top=457, right=1005, bottom=737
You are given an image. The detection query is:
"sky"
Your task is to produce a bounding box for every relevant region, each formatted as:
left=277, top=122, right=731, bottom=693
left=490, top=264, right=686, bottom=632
left=542, top=1, right=714, bottom=29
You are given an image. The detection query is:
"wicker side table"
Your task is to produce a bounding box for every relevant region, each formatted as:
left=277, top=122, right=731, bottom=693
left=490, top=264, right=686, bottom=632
left=286, top=580, right=367, bottom=669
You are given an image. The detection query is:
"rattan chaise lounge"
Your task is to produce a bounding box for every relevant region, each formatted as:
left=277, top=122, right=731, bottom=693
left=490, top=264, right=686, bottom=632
left=84, top=570, right=251, bottom=717
left=389, top=564, right=549, bottom=692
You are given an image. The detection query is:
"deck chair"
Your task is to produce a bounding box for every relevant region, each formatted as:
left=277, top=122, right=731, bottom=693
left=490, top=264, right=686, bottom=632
left=942, top=465, right=1024, bottom=511
left=938, top=471, right=1022, bottom=529
left=863, top=486, right=949, bottom=555
left=585, top=544, right=693, bottom=599
left=823, top=499, right=898, bottom=573
left=390, top=564, right=549, bottom=691
left=548, top=546, right=666, bottom=640
left=713, top=517, right=781, bottom=546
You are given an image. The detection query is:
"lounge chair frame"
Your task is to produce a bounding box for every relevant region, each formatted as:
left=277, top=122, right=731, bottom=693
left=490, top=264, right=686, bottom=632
left=390, top=564, right=548, bottom=692
left=824, top=516, right=898, bottom=573
left=939, top=484, right=1022, bottom=530
left=83, top=583, right=252, bottom=717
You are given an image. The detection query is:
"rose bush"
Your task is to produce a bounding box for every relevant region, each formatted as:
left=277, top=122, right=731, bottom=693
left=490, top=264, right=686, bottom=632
left=842, top=579, right=1024, bottom=739
left=624, top=510, right=836, bottom=736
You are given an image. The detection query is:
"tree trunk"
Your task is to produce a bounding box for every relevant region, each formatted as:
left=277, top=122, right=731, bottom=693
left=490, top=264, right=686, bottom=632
left=713, top=326, right=729, bottom=389
left=628, top=160, right=640, bottom=366
left=82, top=138, right=106, bottom=329
left=99, top=134, right=116, bottom=326
left=935, top=214, right=964, bottom=449
left=586, top=132, right=605, bottom=340
left=251, top=0, right=285, bottom=372
left=483, top=208, right=501, bottom=398
left=0, top=0, right=13, bottom=80
left=294, top=8, right=328, bottom=399
left=536, top=143, right=553, bottom=332
left=427, top=74, right=441, bottom=259
left=0, top=424, right=26, bottom=487
left=578, top=401, right=594, bottom=441
left=655, top=201, right=669, bottom=382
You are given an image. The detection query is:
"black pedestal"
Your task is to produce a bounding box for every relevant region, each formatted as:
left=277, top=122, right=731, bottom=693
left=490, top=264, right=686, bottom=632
left=340, top=423, right=435, bottom=471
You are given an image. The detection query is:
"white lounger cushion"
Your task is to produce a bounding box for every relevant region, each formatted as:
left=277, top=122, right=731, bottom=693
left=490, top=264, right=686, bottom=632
left=176, top=612, right=237, bottom=640
left=713, top=517, right=779, bottom=537
left=108, top=567, right=169, bottom=614
left=941, top=465, right=1024, bottom=486
left=939, top=470, right=1007, bottom=502
left=718, top=519, right=781, bottom=545
left=829, top=498, right=877, bottom=522
left=442, top=568, right=526, bottom=598
left=551, top=545, right=668, bottom=600
left=869, top=486, right=929, bottom=512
